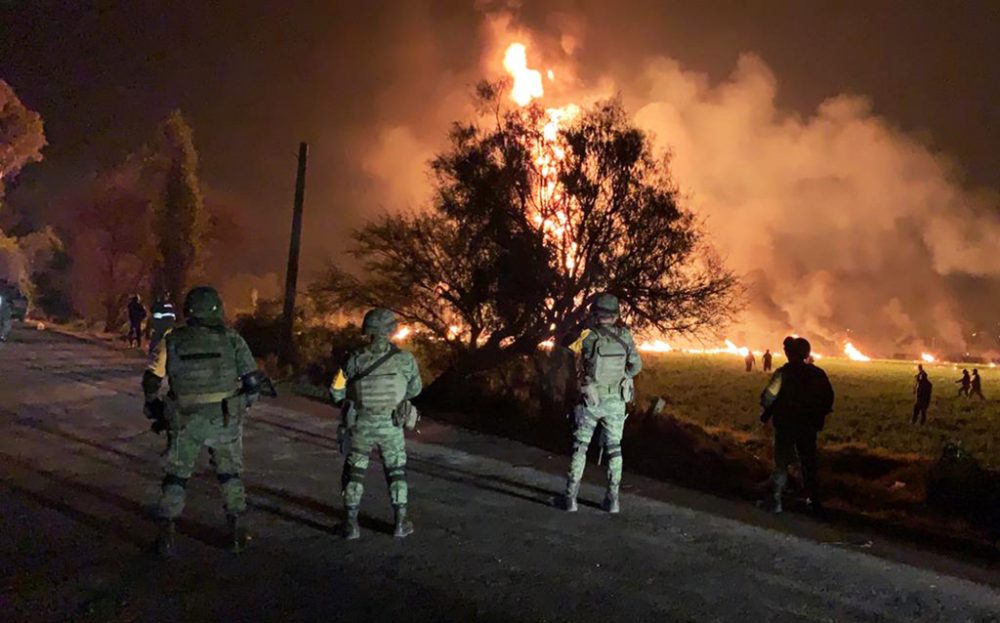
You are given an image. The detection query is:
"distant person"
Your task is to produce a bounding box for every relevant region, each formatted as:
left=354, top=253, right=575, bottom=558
left=0, top=285, right=11, bottom=343
left=745, top=350, right=756, bottom=372
left=970, top=369, right=985, bottom=400
left=912, top=364, right=932, bottom=424
left=762, top=349, right=773, bottom=372
left=759, top=336, right=835, bottom=515
left=148, top=293, right=177, bottom=357
left=956, top=369, right=971, bottom=397
left=126, top=295, right=147, bottom=348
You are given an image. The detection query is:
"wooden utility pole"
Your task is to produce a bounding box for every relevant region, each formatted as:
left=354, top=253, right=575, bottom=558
left=279, top=142, right=308, bottom=368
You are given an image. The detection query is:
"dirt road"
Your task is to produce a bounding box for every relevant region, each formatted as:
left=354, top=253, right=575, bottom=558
left=1, top=326, right=997, bottom=622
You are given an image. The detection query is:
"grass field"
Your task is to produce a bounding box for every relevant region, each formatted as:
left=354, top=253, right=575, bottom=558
left=635, top=353, right=1000, bottom=468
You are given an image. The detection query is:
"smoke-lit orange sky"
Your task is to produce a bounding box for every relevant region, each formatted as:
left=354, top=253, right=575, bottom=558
left=3, top=1, right=999, bottom=356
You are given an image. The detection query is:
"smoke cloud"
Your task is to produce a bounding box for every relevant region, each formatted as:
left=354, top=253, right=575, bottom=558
left=353, top=10, right=1000, bottom=357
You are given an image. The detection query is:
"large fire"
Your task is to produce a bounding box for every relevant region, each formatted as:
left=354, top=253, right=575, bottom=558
left=920, top=352, right=936, bottom=363
left=844, top=342, right=872, bottom=362
left=501, top=42, right=580, bottom=272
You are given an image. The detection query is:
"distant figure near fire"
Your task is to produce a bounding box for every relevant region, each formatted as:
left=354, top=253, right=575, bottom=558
left=956, top=369, right=971, bottom=397
left=912, top=364, right=932, bottom=424
left=970, top=369, right=985, bottom=400
left=762, top=349, right=773, bottom=372
left=745, top=350, right=756, bottom=372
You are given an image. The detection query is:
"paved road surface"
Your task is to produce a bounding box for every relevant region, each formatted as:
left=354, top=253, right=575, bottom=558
left=1, top=326, right=998, bottom=622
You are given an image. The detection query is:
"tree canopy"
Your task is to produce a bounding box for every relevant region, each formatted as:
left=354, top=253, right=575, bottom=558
left=0, top=80, right=46, bottom=203
left=314, top=82, right=739, bottom=374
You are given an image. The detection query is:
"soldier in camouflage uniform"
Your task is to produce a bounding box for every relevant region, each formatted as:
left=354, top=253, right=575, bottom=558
left=559, top=293, right=643, bottom=514
left=329, top=308, right=422, bottom=539
left=142, top=286, right=260, bottom=557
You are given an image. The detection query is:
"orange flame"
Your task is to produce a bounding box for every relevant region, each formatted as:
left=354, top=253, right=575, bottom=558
left=392, top=325, right=412, bottom=341
left=920, top=352, right=936, bottom=363
left=844, top=342, right=871, bottom=362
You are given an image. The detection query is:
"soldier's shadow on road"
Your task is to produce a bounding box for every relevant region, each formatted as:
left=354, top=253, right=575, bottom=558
left=406, top=454, right=560, bottom=508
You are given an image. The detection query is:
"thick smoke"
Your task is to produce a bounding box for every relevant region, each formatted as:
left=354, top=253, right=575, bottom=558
left=355, top=10, right=1000, bottom=357
left=629, top=54, right=1000, bottom=355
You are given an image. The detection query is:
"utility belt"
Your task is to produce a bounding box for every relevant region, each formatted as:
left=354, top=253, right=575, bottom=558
left=171, top=391, right=246, bottom=425
left=581, top=377, right=635, bottom=407
left=342, top=399, right=419, bottom=431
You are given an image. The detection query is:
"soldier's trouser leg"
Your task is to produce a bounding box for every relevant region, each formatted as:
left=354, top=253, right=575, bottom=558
left=378, top=426, right=408, bottom=507
left=795, top=430, right=819, bottom=502
left=343, top=425, right=376, bottom=509
left=600, top=403, right=627, bottom=489
left=0, top=316, right=11, bottom=341
left=158, top=419, right=208, bottom=520
left=207, top=425, right=246, bottom=516
left=567, top=407, right=600, bottom=485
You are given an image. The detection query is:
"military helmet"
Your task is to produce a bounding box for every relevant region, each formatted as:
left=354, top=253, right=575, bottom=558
left=591, top=293, right=621, bottom=318
left=183, top=286, right=224, bottom=325
left=362, top=307, right=397, bottom=337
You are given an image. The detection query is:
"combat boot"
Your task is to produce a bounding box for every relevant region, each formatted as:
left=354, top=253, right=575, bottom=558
left=757, top=472, right=785, bottom=514
left=155, top=518, right=176, bottom=558
left=560, top=480, right=580, bottom=512
left=601, top=486, right=620, bottom=514
left=393, top=505, right=414, bottom=539
left=343, top=506, right=360, bottom=540
left=227, top=514, right=248, bottom=553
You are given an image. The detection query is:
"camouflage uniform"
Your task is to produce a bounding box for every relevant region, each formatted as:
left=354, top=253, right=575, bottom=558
left=330, top=308, right=421, bottom=539
left=143, top=287, right=258, bottom=556
left=562, top=294, right=642, bottom=513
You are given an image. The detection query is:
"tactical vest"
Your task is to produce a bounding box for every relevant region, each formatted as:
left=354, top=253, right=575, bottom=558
left=586, top=327, right=630, bottom=391
left=165, top=326, right=241, bottom=407
left=350, top=348, right=407, bottom=413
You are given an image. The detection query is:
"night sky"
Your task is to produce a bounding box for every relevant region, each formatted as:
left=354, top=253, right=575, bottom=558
left=3, top=0, right=999, bottom=283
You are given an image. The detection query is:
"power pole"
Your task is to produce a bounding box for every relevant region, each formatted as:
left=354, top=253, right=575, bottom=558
left=279, top=142, right=308, bottom=368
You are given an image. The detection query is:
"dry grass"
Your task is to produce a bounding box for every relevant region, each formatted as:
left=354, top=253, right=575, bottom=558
left=635, top=353, right=1000, bottom=467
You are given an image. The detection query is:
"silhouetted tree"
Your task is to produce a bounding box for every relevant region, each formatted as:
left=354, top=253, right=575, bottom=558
left=314, top=82, right=738, bottom=390
left=152, top=110, right=205, bottom=306
left=0, top=80, right=46, bottom=205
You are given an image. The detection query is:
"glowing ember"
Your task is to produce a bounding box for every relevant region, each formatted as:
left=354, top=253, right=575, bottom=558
left=920, top=352, right=936, bottom=363
left=538, top=338, right=555, bottom=350
left=844, top=342, right=871, bottom=362
left=503, top=43, right=543, bottom=106
left=392, top=326, right=411, bottom=341
left=639, top=340, right=673, bottom=353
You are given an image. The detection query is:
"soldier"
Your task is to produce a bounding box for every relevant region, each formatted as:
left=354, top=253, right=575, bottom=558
left=142, top=286, right=261, bottom=557
left=745, top=350, right=756, bottom=372
left=0, top=284, right=12, bottom=343
left=970, top=368, right=986, bottom=400
left=329, top=308, right=422, bottom=540
left=148, top=292, right=177, bottom=357
left=559, top=293, right=643, bottom=514
left=759, top=336, right=834, bottom=514
left=127, top=294, right=147, bottom=349
left=912, top=364, right=932, bottom=424
left=956, top=369, right=971, bottom=397
left=762, top=348, right=773, bottom=372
